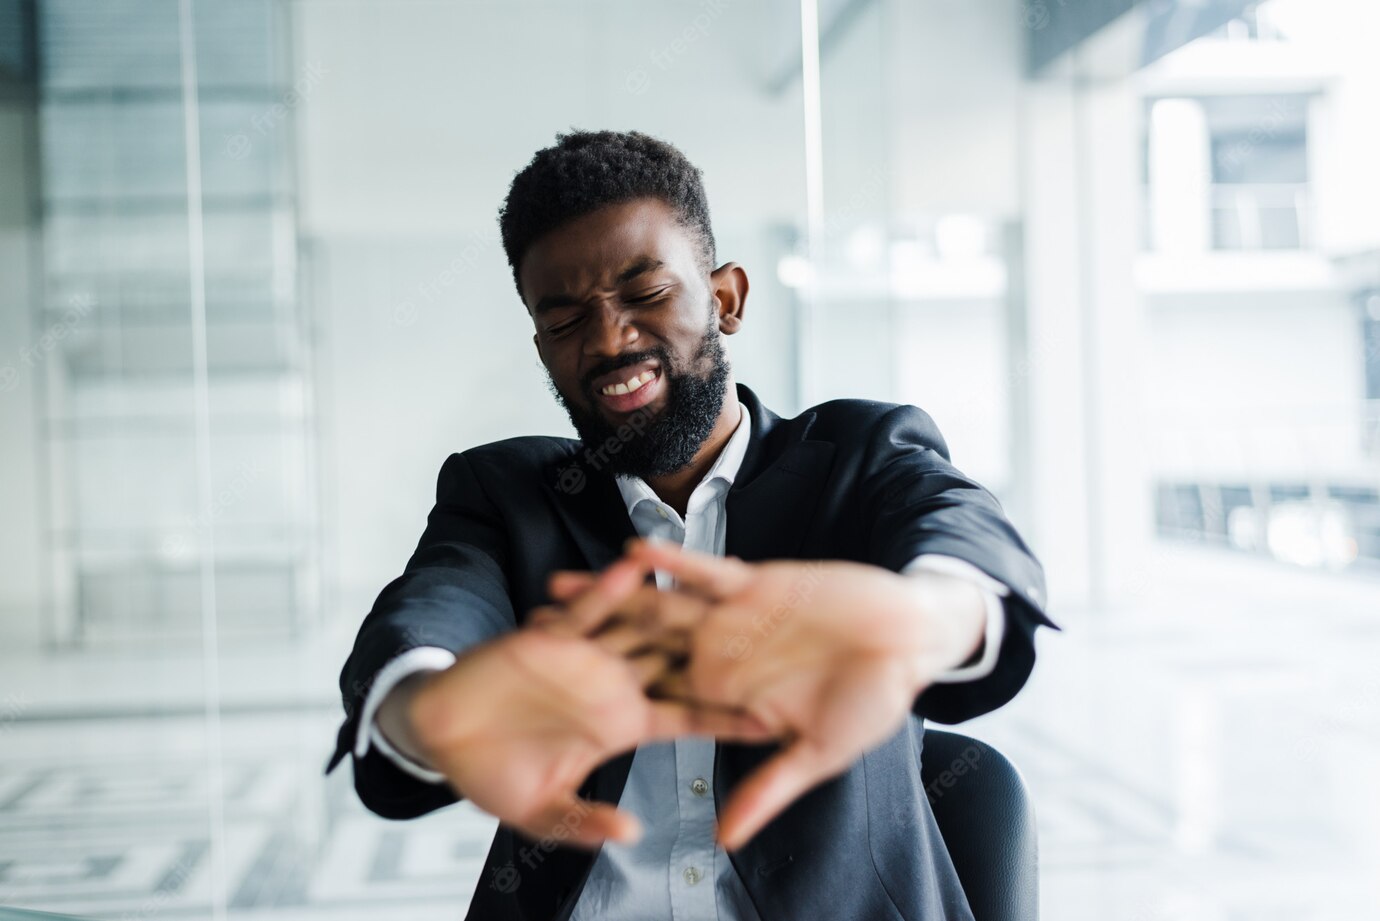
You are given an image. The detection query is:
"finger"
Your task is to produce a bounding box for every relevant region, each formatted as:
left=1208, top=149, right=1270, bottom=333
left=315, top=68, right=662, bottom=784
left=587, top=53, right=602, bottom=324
left=592, top=621, right=660, bottom=658
left=546, top=559, right=647, bottom=637
left=547, top=570, right=597, bottom=601
left=626, top=649, right=677, bottom=687
left=624, top=539, right=755, bottom=600
left=513, top=794, right=642, bottom=848
left=642, top=627, right=691, bottom=658
left=527, top=606, right=563, bottom=629
left=640, top=589, right=711, bottom=632
left=715, top=737, right=846, bottom=850
left=646, top=667, right=693, bottom=701
left=588, top=585, right=707, bottom=635
left=643, top=699, right=779, bottom=745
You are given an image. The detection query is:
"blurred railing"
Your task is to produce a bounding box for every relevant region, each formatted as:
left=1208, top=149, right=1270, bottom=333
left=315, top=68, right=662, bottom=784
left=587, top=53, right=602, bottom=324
left=1142, top=183, right=1314, bottom=252
left=1211, top=183, right=1312, bottom=250
left=1152, top=400, right=1380, bottom=569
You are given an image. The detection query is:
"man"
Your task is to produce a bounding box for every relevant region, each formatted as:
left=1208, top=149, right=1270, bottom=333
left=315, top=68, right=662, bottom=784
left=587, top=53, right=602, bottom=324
left=327, top=130, right=1056, bottom=921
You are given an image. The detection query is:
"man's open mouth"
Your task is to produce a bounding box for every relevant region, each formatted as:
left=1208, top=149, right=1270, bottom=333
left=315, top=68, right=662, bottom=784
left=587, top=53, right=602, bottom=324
left=592, top=366, right=663, bottom=415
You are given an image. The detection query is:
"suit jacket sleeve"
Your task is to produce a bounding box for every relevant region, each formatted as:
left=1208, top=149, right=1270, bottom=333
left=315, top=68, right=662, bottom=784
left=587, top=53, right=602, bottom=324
left=326, top=450, right=517, bottom=819
left=858, top=403, right=1058, bottom=724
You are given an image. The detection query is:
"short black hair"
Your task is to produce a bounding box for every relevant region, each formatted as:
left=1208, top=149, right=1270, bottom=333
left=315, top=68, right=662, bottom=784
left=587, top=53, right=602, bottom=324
left=498, top=130, right=717, bottom=299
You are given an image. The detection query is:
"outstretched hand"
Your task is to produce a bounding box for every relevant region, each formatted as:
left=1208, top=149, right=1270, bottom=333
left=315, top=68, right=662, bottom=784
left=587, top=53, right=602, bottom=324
left=406, top=557, right=778, bottom=849
left=534, top=538, right=987, bottom=850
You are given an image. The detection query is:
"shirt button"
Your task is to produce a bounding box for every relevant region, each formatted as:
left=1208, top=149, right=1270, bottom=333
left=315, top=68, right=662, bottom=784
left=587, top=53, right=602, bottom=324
left=690, top=777, right=709, bottom=797
left=683, top=866, right=702, bottom=886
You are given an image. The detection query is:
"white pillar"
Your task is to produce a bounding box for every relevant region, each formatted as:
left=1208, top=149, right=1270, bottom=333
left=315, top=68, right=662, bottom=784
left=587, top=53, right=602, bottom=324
left=1148, top=98, right=1212, bottom=254
left=1020, top=75, right=1094, bottom=609
left=1019, top=69, right=1153, bottom=611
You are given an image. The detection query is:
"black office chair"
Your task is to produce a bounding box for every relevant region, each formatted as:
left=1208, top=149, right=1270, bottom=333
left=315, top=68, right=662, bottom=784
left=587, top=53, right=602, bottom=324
left=921, top=729, right=1039, bottom=921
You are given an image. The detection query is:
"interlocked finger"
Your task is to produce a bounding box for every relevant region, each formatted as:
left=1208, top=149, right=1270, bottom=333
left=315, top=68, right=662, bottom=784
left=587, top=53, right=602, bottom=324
left=626, top=649, right=679, bottom=689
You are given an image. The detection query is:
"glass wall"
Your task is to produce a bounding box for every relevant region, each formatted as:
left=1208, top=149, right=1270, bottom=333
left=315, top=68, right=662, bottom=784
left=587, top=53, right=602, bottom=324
left=1, top=0, right=1376, bottom=918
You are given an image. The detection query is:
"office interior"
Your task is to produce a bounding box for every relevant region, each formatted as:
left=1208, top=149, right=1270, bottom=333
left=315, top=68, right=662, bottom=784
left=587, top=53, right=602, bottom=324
left=0, top=0, right=1378, bottom=917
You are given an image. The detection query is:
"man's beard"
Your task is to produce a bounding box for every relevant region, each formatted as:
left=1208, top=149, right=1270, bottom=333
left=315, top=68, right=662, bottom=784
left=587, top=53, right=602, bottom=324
left=546, top=322, right=731, bottom=480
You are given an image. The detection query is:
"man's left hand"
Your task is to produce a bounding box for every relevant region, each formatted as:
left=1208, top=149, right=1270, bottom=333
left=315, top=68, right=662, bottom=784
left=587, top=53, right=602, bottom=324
left=535, top=539, right=987, bottom=850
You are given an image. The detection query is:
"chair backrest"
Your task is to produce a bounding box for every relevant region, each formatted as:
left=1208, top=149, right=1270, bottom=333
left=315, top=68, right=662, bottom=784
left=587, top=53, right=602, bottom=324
left=921, top=728, right=1039, bottom=921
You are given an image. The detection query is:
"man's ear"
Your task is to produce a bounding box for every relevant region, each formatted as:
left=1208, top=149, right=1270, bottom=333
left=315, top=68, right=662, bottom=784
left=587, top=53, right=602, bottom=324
left=710, top=262, right=748, bottom=335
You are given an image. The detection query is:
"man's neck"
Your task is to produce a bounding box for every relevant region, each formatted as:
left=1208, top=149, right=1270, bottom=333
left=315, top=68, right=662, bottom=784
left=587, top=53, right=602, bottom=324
left=644, top=384, right=742, bottom=519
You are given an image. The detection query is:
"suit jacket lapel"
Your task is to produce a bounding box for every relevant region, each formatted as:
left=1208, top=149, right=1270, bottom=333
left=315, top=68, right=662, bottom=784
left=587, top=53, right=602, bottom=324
left=723, top=384, right=836, bottom=564
left=716, top=385, right=837, bottom=877
left=543, top=454, right=638, bottom=575
left=541, top=382, right=837, bottom=823
left=542, top=382, right=836, bottom=578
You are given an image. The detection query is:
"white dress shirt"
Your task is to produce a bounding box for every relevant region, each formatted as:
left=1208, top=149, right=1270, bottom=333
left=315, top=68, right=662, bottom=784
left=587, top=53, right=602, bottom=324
left=353, top=404, right=1011, bottom=918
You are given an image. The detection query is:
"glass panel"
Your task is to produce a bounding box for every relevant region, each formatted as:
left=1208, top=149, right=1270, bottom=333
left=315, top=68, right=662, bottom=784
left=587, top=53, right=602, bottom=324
left=1, top=0, right=809, bottom=916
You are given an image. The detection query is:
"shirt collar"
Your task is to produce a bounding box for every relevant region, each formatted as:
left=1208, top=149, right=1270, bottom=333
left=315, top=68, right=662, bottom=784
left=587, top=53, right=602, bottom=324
left=614, top=403, right=753, bottom=516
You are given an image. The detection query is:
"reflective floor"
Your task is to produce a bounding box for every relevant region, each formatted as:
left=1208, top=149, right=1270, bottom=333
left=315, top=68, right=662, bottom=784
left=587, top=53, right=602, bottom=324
left=1, top=542, right=1377, bottom=919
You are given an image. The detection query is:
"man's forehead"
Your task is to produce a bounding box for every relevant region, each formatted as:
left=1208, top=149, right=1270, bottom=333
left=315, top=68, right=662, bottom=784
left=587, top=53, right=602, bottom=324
left=521, top=198, right=694, bottom=295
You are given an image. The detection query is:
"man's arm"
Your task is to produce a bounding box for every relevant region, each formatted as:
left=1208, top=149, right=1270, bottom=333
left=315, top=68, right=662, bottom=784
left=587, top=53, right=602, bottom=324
left=859, top=403, right=1057, bottom=724
left=327, top=450, right=517, bottom=819
left=906, top=553, right=1008, bottom=683
left=360, top=648, right=456, bottom=783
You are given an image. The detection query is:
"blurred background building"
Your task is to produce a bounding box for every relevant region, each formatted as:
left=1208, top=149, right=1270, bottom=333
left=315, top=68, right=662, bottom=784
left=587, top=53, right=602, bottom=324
left=0, top=0, right=1376, bottom=918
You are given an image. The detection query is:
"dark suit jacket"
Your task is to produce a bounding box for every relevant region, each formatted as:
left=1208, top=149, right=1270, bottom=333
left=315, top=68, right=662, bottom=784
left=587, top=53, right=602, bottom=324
left=327, top=381, right=1056, bottom=921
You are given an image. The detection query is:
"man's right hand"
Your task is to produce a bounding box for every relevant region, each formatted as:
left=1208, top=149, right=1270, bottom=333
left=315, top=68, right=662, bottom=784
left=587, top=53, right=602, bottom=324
left=402, top=558, right=777, bottom=848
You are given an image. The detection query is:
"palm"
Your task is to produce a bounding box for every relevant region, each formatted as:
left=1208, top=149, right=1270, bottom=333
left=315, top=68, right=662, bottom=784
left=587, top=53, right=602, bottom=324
left=411, top=614, right=775, bottom=847
left=693, top=604, right=916, bottom=768
left=612, top=546, right=932, bottom=850
left=743, top=650, right=916, bottom=760
left=433, top=630, right=655, bottom=828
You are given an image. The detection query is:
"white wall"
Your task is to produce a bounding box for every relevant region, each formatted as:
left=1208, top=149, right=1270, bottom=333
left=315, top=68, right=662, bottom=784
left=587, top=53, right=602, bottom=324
left=290, top=0, right=810, bottom=622
left=1144, top=289, right=1364, bottom=479
left=885, top=0, right=1023, bottom=220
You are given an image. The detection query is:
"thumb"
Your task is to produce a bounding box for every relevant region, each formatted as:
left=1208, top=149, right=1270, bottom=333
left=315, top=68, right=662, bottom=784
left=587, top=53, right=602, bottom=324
left=513, top=794, right=643, bottom=850
left=715, top=736, right=845, bottom=851
left=625, top=538, right=754, bottom=600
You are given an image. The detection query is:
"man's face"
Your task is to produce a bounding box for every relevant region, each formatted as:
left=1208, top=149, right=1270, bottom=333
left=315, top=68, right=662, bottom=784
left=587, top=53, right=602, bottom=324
left=521, top=197, right=743, bottom=479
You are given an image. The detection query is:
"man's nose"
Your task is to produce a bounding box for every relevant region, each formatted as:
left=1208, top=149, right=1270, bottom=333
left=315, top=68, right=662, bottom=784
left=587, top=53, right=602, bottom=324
left=582, top=304, right=638, bottom=356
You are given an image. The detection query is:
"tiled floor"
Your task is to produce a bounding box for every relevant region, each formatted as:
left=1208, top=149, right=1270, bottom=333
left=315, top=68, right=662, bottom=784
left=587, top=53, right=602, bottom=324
left=1, top=541, right=1377, bottom=919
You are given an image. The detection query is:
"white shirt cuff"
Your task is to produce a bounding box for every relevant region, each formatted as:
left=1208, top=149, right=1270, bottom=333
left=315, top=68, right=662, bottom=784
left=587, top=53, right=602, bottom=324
left=901, top=554, right=1008, bottom=684
left=354, top=645, right=457, bottom=784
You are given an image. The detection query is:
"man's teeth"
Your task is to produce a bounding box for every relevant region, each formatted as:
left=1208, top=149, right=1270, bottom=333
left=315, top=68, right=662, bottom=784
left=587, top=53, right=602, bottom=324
left=601, top=369, right=657, bottom=396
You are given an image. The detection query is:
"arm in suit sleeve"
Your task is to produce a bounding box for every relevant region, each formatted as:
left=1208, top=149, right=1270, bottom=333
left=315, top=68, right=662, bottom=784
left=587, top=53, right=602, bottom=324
left=325, top=451, right=518, bottom=819
left=859, top=404, right=1059, bottom=724
left=905, top=554, right=1008, bottom=683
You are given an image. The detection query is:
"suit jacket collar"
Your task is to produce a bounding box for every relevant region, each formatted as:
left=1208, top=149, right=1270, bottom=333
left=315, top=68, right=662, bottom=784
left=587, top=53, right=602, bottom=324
left=540, top=382, right=837, bottom=898
left=612, top=400, right=754, bottom=518
left=543, top=382, right=832, bottom=575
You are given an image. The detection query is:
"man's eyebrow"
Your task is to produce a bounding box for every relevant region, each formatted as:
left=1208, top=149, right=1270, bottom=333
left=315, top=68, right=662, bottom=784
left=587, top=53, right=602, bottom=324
left=533, top=293, right=581, bottom=316
left=533, top=258, right=668, bottom=315
left=616, top=257, right=665, bottom=284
